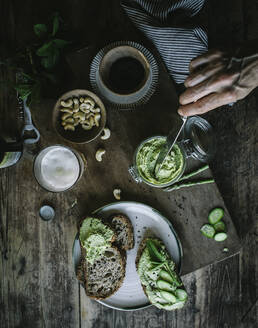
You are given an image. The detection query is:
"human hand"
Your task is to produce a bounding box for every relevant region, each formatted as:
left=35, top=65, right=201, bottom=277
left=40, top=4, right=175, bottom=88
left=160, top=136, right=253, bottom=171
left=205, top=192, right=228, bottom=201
left=178, top=49, right=258, bottom=116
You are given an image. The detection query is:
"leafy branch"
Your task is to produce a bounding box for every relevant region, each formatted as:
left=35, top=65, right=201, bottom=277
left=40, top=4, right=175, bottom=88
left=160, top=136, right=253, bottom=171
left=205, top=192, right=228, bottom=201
left=1, top=12, right=70, bottom=104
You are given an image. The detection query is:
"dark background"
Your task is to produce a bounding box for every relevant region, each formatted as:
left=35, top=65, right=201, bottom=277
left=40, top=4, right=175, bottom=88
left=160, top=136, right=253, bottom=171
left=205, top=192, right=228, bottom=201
left=0, top=0, right=257, bottom=327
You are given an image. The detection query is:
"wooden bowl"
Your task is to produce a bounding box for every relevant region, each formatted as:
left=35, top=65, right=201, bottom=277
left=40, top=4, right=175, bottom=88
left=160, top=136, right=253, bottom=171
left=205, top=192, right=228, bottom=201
left=53, top=89, right=106, bottom=144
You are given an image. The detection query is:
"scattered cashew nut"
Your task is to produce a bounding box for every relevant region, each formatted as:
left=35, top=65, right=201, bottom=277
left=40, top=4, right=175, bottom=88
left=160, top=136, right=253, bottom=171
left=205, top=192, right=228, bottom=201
left=95, top=148, right=106, bottom=162
left=101, top=128, right=111, bottom=140
left=61, top=99, right=73, bottom=107
left=113, top=189, right=121, bottom=200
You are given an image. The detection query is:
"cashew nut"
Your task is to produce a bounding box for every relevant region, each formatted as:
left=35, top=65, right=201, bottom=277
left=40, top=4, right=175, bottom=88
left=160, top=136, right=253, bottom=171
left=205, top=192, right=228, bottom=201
left=73, top=98, right=80, bottom=111
left=73, top=111, right=86, bottom=121
left=95, top=148, right=106, bottom=162
left=81, top=119, right=92, bottom=129
left=84, top=97, right=95, bottom=108
left=60, top=107, right=74, bottom=114
left=62, top=113, right=72, bottom=120
left=89, top=116, right=95, bottom=127
left=80, top=103, right=91, bottom=112
left=94, top=113, right=101, bottom=127
left=101, top=128, right=111, bottom=140
left=82, top=123, right=92, bottom=130
left=64, top=124, right=75, bottom=131
left=64, top=117, right=74, bottom=124
left=74, top=118, right=80, bottom=126
left=59, top=94, right=102, bottom=133
left=61, top=99, right=73, bottom=107
left=90, top=107, right=101, bottom=113
left=113, top=189, right=121, bottom=200
left=86, top=112, right=94, bottom=119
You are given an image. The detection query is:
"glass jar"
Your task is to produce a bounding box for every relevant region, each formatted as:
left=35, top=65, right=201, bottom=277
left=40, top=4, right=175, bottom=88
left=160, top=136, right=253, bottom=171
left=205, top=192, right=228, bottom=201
left=129, top=116, right=215, bottom=189
left=34, top=145, right=85, bottom=192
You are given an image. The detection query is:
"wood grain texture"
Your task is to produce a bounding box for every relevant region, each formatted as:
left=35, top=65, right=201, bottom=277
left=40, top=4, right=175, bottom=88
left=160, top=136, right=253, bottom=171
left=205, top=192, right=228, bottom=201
left=0, top=0, right=257, bottom=327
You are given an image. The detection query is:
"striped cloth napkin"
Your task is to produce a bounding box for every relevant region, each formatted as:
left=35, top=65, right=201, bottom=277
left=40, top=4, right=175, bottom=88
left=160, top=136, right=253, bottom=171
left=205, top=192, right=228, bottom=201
left=121, top=0, right=208, bottom=84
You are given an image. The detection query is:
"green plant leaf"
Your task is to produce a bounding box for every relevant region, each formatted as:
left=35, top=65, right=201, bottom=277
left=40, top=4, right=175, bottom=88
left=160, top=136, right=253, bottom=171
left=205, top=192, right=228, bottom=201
left=41, top=50, right=59, bottom=69
left=36, top=41, right=55, bottom=57
left=52, top=12, right=60, bottom=36
left=53, top=39, right=70, bottom=49
left=34, top=24, right=47, bottom=37
left=20, top=72, right=35, bottom=81
left=14, top=83, right=33, bottom=99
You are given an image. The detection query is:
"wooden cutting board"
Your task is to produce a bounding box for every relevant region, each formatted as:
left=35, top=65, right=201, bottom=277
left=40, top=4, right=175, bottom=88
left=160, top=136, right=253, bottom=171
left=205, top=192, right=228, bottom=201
left=30, top=38, right=240, bottom=276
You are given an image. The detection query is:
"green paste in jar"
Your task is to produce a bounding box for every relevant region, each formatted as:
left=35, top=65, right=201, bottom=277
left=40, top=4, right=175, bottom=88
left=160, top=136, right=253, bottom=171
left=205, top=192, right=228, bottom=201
left=136, top=137, right=184, bottom=185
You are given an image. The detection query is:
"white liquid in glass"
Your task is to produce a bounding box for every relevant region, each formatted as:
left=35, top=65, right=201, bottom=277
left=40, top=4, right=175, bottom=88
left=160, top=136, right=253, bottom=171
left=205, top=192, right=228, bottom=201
left=40, top=147, right=80, bottom=191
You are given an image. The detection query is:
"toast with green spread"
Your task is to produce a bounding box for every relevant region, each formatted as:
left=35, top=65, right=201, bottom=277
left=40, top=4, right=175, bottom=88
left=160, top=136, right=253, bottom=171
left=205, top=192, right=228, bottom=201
left=136, top=237, right=188, bottom=310
left=77, top=215, right=133, bottom=300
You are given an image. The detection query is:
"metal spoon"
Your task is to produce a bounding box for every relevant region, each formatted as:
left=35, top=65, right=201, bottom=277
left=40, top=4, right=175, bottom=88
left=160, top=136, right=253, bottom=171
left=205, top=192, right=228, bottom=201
left=154, top=116, right=187, bottom=177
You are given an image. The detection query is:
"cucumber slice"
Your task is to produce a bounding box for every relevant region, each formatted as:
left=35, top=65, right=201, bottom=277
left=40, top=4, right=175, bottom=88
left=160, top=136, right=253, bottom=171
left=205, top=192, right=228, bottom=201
left=214, top=232, right=228, bottom=242
left=157, top=279, right=174, bottom=292
left=175, top=289, right=188, bottom=301
left=200, top=224, right=215, bottom=238
left=160, top=290, right=177, bottom=303
left=213, top=220, right=226, bottom=232
left=159, top=270, right=173, bottom=284
left=208, top=208, right=224, bottom=224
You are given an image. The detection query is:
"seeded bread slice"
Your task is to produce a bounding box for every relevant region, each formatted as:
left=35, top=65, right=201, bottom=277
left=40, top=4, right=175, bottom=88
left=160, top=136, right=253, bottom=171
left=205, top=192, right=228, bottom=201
left=77, top=245, right=125, bottom=300
left=76, top=217, right=126, bottom=300
left=108, top=214, right=134, bottom=250
left=84, top=246, right=125, bottom=299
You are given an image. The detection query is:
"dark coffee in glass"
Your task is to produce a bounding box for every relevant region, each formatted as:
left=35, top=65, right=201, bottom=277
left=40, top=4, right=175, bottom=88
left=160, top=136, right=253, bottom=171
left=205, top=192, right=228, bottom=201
left=107, top=57, right=146, bottom=94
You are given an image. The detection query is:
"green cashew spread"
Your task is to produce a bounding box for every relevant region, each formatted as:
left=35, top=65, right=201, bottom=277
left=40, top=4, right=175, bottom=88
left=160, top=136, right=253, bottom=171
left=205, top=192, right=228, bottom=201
left=138, top=238, right=187, bottom=310
left=136, top=137, right=184, bottom=185
left=79, top=217, right=114, bottom=264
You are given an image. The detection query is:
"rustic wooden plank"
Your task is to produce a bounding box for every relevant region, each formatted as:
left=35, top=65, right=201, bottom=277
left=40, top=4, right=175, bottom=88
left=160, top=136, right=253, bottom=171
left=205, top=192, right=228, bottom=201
left=1, top=0, right=258, bottom=327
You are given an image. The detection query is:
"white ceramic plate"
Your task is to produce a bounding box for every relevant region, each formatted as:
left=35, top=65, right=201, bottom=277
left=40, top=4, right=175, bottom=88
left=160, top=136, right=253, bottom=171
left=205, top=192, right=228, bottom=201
left=72, top=201, right=182, bottom=311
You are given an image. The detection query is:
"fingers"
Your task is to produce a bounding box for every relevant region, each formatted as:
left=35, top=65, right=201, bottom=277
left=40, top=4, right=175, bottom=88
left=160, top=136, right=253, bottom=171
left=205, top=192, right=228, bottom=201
left=185, top=60, right=226, bottom=87
left=189, top=49, right=224, bottom=73
left=178, top=91, right=236, bottom=116
left=180, top=72, right=239, bottom=105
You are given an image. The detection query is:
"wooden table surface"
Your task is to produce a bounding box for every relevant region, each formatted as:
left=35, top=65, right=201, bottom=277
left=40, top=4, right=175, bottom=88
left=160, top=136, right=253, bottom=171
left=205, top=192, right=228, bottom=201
left=0, top=1, right=257, bottom=327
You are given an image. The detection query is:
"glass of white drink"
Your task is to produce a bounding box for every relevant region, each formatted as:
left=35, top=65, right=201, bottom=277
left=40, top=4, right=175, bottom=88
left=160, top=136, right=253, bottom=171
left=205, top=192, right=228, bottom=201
left=34, top=145, right=84, bottom=192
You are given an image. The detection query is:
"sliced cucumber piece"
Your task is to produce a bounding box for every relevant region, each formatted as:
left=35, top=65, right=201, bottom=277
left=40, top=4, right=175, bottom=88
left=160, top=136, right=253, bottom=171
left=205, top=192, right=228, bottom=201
left=208, top=208, right=224, bottom=224
left=157, top=279, right=174, bottom=292
left=160, top=290, right=177, bottom=303
left=213, top=220, right=226, bottom=232
left=214, top=232, right=228, bottom=242
left=159, top=270, right=173, bottom=284
left=200, top=224, right=215, bottom=238
left=175, top=289, right=188, bottom=301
